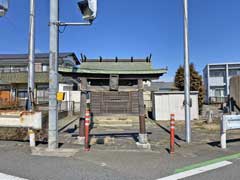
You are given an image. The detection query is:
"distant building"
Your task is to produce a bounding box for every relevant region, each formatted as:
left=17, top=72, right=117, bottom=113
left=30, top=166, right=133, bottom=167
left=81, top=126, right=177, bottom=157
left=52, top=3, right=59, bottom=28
left=203, top=62, right=240, bottom=104
left=143, top=81, right=178, bottom=112
left=0, top=53, right=79, bottom=105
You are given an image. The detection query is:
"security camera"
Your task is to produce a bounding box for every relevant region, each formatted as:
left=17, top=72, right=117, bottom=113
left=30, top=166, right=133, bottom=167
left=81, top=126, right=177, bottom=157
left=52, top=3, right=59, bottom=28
left=78, top=0, right=97, bottom=21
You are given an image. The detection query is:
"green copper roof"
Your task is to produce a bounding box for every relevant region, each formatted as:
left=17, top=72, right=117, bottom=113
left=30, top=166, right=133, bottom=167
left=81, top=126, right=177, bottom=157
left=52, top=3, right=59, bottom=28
left=59, top=60, right=167, bottom=75
left=59, top=66, right=167, bottom=75
left=80, top=61, right=153, bottom=71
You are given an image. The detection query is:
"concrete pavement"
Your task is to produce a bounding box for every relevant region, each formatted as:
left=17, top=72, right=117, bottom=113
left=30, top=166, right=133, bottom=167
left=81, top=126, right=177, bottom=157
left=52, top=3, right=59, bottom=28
left=1, top=137, right=240, bottom=180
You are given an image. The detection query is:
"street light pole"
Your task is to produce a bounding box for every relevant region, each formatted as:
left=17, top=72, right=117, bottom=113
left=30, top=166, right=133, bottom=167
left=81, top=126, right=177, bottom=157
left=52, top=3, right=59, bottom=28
left=48, top=0, right=59, bottom=149
left=183, top=0, right=191, bottom=143
left=27, top=0, right=35, bottom=111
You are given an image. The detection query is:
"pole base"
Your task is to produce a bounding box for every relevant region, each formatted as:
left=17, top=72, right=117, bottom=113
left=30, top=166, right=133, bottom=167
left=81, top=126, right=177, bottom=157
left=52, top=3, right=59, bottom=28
left=138, top=133, right=148, bottom=144
left=136, top=133, right=151, bottom=149
left=77, top=136, right=85, bottom=145
left=136, top=142, right=151, bottom=150
left=84, top=148, right=90, bottom=152
left=28, top=129, right=36, bottom=147
left=48, top=130, right=59, bottom=149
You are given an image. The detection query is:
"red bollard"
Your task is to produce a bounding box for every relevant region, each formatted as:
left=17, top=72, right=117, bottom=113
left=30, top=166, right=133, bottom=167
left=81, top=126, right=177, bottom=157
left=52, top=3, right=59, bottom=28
left=84, top=108, right=90, bottom=151
left=170, top=114, right=175, bottom=154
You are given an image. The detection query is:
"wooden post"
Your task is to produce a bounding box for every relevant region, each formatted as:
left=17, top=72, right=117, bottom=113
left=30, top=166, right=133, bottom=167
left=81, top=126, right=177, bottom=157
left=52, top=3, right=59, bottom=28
left=138, top=79, right=146, bottom=135
left=79, top=78, right=87, bottom=138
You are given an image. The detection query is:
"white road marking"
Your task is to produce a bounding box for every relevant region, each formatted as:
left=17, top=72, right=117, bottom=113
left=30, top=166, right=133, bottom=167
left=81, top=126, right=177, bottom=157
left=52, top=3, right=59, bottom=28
left=0, top=172, right=29, bottom=180
left=157, top=160, right=232, bottom=180
left=101, top=162, right=107, bottom=167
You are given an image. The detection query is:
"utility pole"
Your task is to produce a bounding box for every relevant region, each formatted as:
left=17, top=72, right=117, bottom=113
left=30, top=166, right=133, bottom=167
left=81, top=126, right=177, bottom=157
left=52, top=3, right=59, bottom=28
left=48, top=0, right=97, bottom=149
left=48, top=0, right=59, bottom=149
left=27, top=0, right=35, bottom=111
left=183, top=0, right=191, bottom=143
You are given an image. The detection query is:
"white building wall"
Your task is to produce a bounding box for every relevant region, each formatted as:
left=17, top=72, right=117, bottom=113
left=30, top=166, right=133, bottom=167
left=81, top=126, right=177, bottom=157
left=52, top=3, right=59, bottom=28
left=59, top=83, right=81, bottom=112
left=70, top=91, right=81, bottom=112
left=153, top=92, right=199, bottom=121
left=209, top=77, right=225, bottom=86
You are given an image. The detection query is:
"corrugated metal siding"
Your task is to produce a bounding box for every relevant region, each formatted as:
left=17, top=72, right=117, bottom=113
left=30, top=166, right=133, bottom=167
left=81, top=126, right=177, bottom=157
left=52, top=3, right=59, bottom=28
left=153, top=93, right=199, bottom=121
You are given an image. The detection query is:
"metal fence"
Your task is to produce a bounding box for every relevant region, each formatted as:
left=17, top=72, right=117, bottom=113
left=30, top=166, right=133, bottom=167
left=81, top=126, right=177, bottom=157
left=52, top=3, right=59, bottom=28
left=209, top=96, right=228, bottom=104
left=58, top=101, right=80, bottom=113
left=12, top=99, right=81, bottom=114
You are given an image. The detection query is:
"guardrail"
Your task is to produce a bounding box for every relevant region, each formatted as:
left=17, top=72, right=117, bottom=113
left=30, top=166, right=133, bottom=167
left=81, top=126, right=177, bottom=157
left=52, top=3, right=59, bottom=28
left=0, top=110, right=42, bottom=147
left=0, top=111, right=42, bottom=129
left=221, top=114, right=240, bottom=149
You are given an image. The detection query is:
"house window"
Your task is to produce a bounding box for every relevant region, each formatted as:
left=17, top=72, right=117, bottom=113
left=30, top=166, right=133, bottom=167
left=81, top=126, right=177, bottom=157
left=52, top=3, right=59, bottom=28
left=17, top=91, right=28, bottom=98
left=214, top=88, right=224, bottom=97
left=229, top=69, right=240, bottom=76
left=42, top=64, right=49, bottom=72
left=3, top=66, right=11, bottom=72
left=35, top=63, right=42, bottom=72
left=36, top=84, right=49, bottom=102
left=210, top=70, right=225, bottom=77
left=37, top=90, right=48, bottom=102
left=63, top=85, right=72, bottom=91
left=11, top=66, right=28, bottom=72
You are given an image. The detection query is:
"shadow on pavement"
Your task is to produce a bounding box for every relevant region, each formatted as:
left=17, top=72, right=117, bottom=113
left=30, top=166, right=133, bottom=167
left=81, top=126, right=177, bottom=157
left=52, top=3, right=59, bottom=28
left=208, top=138, right=240, bottom=148
left=152, top=120, right=185, bottom=142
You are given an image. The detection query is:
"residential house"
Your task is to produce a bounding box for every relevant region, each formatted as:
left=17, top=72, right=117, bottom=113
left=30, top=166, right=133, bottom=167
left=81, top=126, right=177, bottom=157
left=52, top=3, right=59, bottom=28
left=0, top=53, right=79, bottom=106
left=203, top=62, right=240, bottom=104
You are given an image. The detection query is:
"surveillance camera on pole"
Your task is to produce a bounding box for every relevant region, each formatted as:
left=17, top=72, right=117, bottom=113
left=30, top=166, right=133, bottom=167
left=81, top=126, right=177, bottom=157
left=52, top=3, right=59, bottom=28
left=0, top=0, right=9, bottom=17
left=78, top=0, right=97, bottom=22
left=57, top=0, right=97, bottom=27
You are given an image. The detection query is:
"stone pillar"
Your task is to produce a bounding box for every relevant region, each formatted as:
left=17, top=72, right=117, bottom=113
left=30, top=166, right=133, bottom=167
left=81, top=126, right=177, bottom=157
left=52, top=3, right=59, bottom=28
left=137, top=79, right=150, bottom=149
left=78, top=78, right=87, bottom=144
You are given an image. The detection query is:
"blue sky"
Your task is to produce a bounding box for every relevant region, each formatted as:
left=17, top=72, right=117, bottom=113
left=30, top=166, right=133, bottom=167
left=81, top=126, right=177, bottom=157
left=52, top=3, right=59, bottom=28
left=0, top=0, right=240, bottom=81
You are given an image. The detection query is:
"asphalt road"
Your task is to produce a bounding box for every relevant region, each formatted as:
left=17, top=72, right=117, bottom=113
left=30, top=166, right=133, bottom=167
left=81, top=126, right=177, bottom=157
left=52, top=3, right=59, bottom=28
left=0, top=141, right=169, bottom=180
left=184, top=159, right=240, bottom=180
left=1, top=141, right=240, bottom=180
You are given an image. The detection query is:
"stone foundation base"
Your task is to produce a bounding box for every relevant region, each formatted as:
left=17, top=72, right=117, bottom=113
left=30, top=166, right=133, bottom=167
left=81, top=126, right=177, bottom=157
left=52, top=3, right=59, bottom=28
left=138, top=133, right=148, bottom=144
left=136, top=142, right=151, bottom=150
left=136, top=133, right=151, bottom=149
left=77, top=136, right=85, bottom=145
